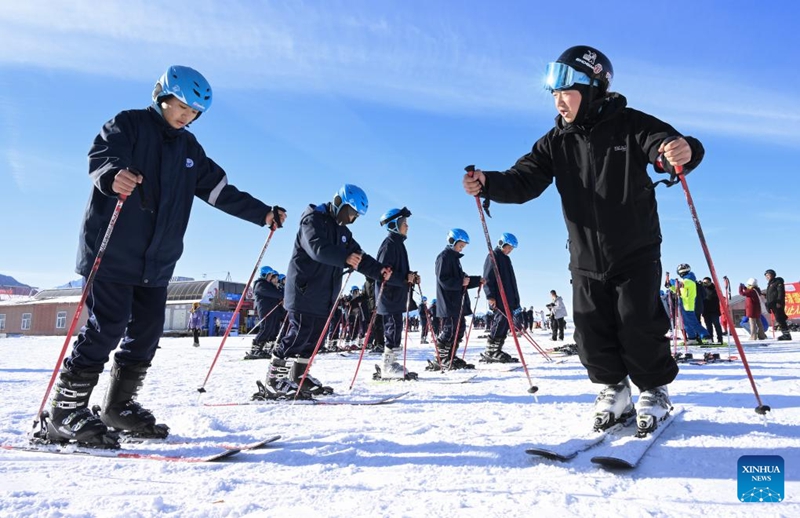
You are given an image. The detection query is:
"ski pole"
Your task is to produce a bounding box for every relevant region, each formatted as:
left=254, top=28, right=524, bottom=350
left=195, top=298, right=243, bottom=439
left=675, top=164, right=769, bottom=415
left=293, top=269, right=355, bottom=401
left=34, top=194, right=128, bottom=427
left=243, top=300, right=283, bottom=339
left=402, top=284, right=414, bottom=374
left=198, top=228, right=276, bottom=393
left=447, top=286, right=469, bottom=368
left=466, top=165, right=538, bottom=394
left=461, top=286, right=482, bottom=360
left=494, top=310, right=553, bottom=362
left=348, top=279, right=387, bottom=390
left=417, top=285, right=444, bottom=369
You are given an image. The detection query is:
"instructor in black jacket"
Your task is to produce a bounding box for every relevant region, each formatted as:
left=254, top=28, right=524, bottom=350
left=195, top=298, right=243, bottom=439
left=463, top=46, right=705, bottom=430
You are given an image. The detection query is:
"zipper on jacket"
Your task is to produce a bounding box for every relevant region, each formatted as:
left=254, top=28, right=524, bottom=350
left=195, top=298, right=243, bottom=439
left=585, top=134, right=607, bottom=274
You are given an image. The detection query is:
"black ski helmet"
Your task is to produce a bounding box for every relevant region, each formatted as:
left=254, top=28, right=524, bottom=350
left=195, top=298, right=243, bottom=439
left=555, top=46, right=614, bottom=95
left=764, top=269, right=776, bottom=278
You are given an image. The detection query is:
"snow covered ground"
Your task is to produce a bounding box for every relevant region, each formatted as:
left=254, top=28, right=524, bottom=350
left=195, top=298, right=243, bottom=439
left=1, top=326, right=798, bottom=517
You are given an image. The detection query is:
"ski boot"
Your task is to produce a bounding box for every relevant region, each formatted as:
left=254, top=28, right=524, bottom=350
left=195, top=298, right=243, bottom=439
left=35, top=369, right=119, bottom=449
left=100, top=362, right=169, bottom=439
left=425, top=340, right=453, bottom=371
left=479, top=339, right=518, bottom=363
left=592, top=378, right=635, bottom=431
left=777, top=332, right=792, bottom=341
left=244, top=341, right=272, bottom=360
left=291, top=357, right=334, bottom=396
left=373, top=348, right=418, bottom=380
left=252, top=357, right=313, bottom=400
left=636, top=385, right=672, bottom=436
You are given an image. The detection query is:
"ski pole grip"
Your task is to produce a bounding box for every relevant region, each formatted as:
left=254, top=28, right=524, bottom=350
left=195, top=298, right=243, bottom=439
left=465, top=164, right=475, bottom=176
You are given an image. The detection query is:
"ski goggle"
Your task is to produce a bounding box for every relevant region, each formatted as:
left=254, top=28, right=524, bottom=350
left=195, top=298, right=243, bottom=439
left=544, top=62, right=599, bottom=92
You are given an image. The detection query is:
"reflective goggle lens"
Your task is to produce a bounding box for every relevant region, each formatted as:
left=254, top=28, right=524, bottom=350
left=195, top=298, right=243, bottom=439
left=544, top=62, right=597, bottom=92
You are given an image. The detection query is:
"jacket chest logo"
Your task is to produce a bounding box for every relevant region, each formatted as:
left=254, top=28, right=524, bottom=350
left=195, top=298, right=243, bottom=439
left=186, top=158, right=194, bottom=168
left=341, top=236, right=347, bottom=243
left=614, top=145, right=627, bottom=152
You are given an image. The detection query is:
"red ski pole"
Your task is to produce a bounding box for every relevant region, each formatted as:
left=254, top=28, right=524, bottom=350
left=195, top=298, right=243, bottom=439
left=461, top=287, right=482, bottom=360
left=417, top=285, right=444, bottom=369
left=466, top=165, right=537, bottom=394
left=348, top=279, right=387, bottom=390
left=447, top=286, right=469, bottom=368
left=34, top=194, right=128, bottom=427
left=675, top=165, right=769, bottom=415
left=198, top=227, right=275, bottom=393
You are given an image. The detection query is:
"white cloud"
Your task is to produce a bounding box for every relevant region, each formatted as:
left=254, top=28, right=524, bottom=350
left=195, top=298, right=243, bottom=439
left=1, top=1, right=798, bottom=145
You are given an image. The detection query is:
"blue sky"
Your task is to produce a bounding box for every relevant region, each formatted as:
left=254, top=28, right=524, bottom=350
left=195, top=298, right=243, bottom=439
left=1, top=1, right=799, bottom=313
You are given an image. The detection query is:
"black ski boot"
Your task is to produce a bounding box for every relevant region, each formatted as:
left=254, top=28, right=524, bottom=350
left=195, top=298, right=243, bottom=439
left=100, top=362, right=169, bottom=439
left=777, top=332, right=792, bottom=341
left=480, top=339, right=518, bottom=363
left=36, top=369, right=119, bottom=449
left=426, top=340, right=452, bottom=371
left=252, top=357, right=313, bottom=400
left=291, top=357, right=334, bottom=396
left=244, top=341, right=272, bottom=360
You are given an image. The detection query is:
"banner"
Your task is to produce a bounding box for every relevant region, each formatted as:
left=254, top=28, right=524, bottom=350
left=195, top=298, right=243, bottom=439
left=784, top=282, right=800, bottom=319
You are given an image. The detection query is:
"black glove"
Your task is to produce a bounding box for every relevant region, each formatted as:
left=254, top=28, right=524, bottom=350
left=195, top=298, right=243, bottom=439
left=270, top=205, right=286, bottom=229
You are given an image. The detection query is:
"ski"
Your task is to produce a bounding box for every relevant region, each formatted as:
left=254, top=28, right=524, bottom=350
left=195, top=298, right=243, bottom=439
left=1, top=443, right=241, bottom=463
left=525, top=415, right=635, bottom=461
left=204, top=392, right=408, bottom=407
left=121, top=434, right=281, bottom=451
left=590, top=406, right=684, bottom=469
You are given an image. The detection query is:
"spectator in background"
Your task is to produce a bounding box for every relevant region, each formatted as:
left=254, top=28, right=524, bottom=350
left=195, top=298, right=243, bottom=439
left=739, top=278, right=767, bottom=340
left=550, top=290, right=567, bottom=341
left=700, top=277, right=723, bottom=345
left=188, top=302, right=203, bottom=347
left=765, top=269, right=792, bottom=341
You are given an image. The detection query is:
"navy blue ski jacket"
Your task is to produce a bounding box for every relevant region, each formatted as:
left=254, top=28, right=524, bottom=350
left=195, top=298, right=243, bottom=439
left=481, top=94, right=705, bottom=281
left=375, top=232, right=414, bottom=315
left=284, top=203, right=384, bottom=317
left=482, top=246, right=520, bottom=312
left=78, top=107, right=271, bottom=287
left=254, top=278, right=283, bottom=318
left=435, top=247, right=481, bottom=318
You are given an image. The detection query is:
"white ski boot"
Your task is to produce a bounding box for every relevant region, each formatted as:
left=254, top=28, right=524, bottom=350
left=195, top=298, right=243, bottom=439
left=636, top=385, right=672, bottom=435
left=593, top=379, right=634, bottom=431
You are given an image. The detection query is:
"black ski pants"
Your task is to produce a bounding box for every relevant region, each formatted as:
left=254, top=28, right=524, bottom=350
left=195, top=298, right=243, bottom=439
left=437, top=316, right=466, bottom=346
left=489, top=306, right=510, bottom=343
left=382, top=313, right=403, bottom=350
left=65, top=279, right=167, bottom=374
left=273, top=311, right=328, bottom=359
left=572, top=260, right=678, bottom=392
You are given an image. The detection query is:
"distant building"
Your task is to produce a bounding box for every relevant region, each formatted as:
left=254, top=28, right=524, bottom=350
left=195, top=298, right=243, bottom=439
left=0, top=280, right=254, bottom=337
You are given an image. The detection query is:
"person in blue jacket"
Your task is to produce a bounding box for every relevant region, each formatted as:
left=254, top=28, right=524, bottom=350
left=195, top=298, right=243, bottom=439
left=39, top=66, right=286, bottom=448
left=374, top=207, right=420, bottom=379
left=254, top=184, right=391, bottom=400
left=481, top=232, right=521, bottom=363
left=427, top=229, right=483, bottom=371
left=245, top=266, right=283, bottom=359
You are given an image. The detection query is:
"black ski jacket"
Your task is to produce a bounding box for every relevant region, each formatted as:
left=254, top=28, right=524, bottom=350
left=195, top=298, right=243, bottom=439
left=284, top=202, right=384, bottom=317
left=482, top=246, right=520, bottom=312
left=79, top=107, right=271, bottom=286
left=376, top=232, right=414, bottom=315
left=765, top=277, right=786, bottom=311
left=701, top=282, right=721, bottom=317
left=435, top=247, right=481, bottom=318
left=481, top=94, right=705, bottom=280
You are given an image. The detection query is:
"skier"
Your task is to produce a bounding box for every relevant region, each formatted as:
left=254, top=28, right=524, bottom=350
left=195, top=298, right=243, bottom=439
left=245, top=266, right=283, bottom=359
left=429, top=299, right=440, bottom=336
left=188, top=302, right=204, bottom=347
left=374, top=207, right=420, bottom=379
left=419, top=297, right=430, bottom=344
left=40, top=65, right=287, bottom=448
left=674, top=264, right=710, bottom=345
left=428, top=229, right=483, bottom=370
left=253, top=184, right=390, bottom=400
left=700, top=277, right=723, bottom=345
left=481, top=232, right=521, bottom=363
left=765, top=269, right=792, bottom=341
left=462, top=45, right=705, bottom=433
left=549, top=290, right=568, bottom=341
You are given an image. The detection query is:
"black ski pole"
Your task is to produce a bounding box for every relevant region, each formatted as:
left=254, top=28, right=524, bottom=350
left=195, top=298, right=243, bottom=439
left=676, top=165, right=769, bottom=415
left=465, top=165, right=538, bottom=394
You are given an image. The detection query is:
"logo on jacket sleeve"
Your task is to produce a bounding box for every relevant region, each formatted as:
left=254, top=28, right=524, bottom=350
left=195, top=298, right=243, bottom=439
left=341, top=236, right=347, bottom=243
left=186, top=158, right=194, bottom=168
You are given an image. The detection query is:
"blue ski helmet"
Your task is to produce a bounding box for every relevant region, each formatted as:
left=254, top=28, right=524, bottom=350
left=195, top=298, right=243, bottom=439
left=351, top=286, right=360, bottom=293
left=499, top=232, right=518, bottom=249
left=259, top=266, right=274, bottom=277
left=152, top=65, right=213, bottom=114
left=277, top=274, right=286, bottom=283
left=422, top=296, right=427, bottom=302
left=447, top=228, right=470, bottom=247
left=333, top=184, right=369, bottom=217
left=432, top=299, right=437, bottom=304
left=380, top=207, right=412, bottom=234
